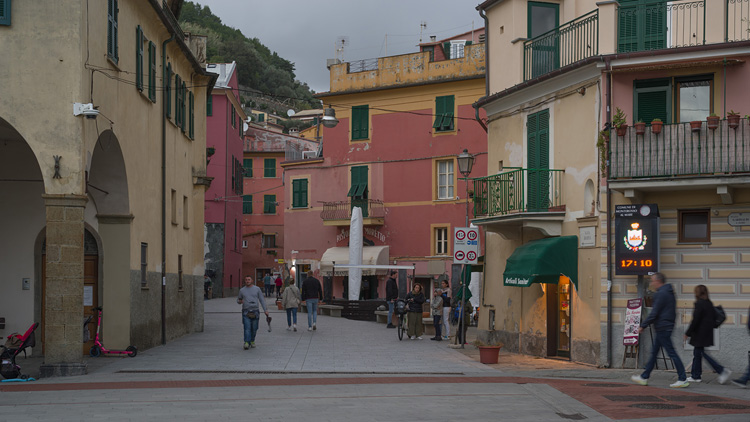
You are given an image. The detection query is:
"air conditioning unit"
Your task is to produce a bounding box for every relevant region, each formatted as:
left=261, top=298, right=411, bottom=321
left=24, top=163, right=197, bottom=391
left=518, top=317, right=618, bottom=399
left=302, top=151, right=318, bottom=159
left=479, top=34, right=486, bottom=43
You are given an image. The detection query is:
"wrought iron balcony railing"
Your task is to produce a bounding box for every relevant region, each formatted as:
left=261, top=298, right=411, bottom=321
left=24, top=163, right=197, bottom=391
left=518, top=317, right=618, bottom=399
left=473, top=168, right=565, bottom=218
left=609, top=118, right=750, bottom=179
left=523, top=10, right=599, bottom=82
left=617, top=0, right=705, bottom=53
left=320, top=199, right=385, bottom=221
left=726, top=0, right=750, bottom=42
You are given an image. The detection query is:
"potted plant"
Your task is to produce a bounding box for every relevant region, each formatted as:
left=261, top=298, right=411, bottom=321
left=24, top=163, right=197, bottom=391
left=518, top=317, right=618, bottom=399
left=613, top=107, right=628, bottom=137
left=690, top=120, right=703, bottom=132
left=651, top=118, right=663, bottom=135
left=728, top=110, right=741, bottom=129
left=597, top=128, right=609, bottom=175
left=707, top=113, right=720, bottom=130
left=473, top=339, right=504, bottom=364
left=276, top=299, right=283, bottom=310
left=634, top=120, right=646, bottom=135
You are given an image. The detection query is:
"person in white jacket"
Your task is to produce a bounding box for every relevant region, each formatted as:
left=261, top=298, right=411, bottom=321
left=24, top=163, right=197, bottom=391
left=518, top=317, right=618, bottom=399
left=282, top=281, right=301, bottom=332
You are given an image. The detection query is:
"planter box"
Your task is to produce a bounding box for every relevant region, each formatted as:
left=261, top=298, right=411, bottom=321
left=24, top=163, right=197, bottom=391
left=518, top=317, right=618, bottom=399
left=478, top=345, right=501, bottom=364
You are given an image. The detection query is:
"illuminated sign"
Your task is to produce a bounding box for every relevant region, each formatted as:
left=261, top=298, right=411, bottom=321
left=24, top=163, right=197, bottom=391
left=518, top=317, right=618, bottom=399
left=615, top=204, right=660, bottom=275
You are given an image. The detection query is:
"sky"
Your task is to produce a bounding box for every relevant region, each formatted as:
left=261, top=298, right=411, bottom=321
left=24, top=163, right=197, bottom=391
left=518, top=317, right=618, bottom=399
left=192, top=0, right=484, bottom=93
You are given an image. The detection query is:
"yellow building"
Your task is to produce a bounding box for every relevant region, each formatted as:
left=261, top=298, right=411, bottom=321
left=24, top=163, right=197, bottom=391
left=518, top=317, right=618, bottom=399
left=0, top=0, right=215, bottom=375
left=475, top=0, right=750, bottom=369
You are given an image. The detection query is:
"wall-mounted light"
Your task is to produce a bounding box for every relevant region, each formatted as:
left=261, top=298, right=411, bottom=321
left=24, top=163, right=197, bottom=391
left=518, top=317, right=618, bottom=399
left=73, top=103, right=100, bottom=119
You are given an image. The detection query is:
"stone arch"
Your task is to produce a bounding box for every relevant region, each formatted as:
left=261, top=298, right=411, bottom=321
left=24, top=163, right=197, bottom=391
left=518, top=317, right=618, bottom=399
left=88, top=129, right=130, bottom=215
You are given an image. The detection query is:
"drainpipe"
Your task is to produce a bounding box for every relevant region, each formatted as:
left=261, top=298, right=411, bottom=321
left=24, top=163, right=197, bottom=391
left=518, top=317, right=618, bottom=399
left=474, top=104, right=488, bottom=133
left=478, top=7, right=489, bottom=97
left=161, top=33, right=175, bottom=346
left=604, top=57, right=613, bottom=368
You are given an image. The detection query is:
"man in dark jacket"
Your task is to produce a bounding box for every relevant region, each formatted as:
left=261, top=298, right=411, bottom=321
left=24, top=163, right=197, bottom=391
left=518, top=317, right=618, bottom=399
left=385, top=270, right=399, bottom=328
left=301, top=271, right=323, bottom=331
left=631, top=272, right=689, bottom=388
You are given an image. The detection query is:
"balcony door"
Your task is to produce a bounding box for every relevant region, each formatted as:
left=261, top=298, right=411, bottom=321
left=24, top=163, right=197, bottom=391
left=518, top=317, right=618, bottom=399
left=528, top=2, right=559, bottom=78
left=527, top=109, right=550, bottom=212
left=618, top=0, right=668, bottom=53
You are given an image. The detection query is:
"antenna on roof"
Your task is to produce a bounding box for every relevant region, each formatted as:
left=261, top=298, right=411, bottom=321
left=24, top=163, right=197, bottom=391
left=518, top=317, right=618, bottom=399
left=419, top=21, right=427, bottom=44
left=335, top=36, right=349, bottom=62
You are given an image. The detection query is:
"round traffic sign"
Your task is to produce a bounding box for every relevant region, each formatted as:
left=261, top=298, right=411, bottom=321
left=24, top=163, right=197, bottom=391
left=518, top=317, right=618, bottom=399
left=467, top=251, right=477, bottom=261
left=454, top=251, right=465, bottom=261
left=456, top=230, right=466, bottom=240
left=467, top=230, right=478, bottom=241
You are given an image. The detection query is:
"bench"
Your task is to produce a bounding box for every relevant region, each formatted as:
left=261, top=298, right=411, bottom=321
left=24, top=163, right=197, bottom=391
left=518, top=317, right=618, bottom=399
left=375, top=310, right=389, bottom=324
left=299, top=303, right=343, bottom=317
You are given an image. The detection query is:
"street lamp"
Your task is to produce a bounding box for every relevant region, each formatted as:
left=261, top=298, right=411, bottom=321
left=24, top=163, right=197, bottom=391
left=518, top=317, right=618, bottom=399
left=314, top=106, right=339, bottom=157
left=456, top=149, right=474, bottom=348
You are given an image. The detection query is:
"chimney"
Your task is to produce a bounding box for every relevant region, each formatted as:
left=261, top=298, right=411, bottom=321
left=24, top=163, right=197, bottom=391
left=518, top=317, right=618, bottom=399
left=430, top=36, right=436, bottom=42
left=289, top=128, right=299, bottom=135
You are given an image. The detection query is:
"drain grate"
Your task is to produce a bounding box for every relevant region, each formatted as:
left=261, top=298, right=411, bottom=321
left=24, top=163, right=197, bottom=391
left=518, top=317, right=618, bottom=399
left=583, top=383, right=627, bottom=388
left=556, top=412, right=587, bottom=420
left=629, top=403, right=684, bottom=410
left=698, top=403, right=750, bottom=410
left=604, top=395, right=662, bottom=402
left=116, top=370, right=465, bottom=375
left=661, top=395, right=724, bottom=403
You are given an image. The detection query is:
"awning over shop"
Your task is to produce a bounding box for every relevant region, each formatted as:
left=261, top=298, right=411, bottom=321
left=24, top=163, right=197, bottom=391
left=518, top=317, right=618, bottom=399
left=320, top=246, right=390, bottom=276
left=503, top=236, right=578, bottom=289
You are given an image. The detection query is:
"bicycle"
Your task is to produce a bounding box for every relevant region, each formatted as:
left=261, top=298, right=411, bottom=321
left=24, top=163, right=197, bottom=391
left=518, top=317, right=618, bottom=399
left=395, top=299, right=407, bottom=341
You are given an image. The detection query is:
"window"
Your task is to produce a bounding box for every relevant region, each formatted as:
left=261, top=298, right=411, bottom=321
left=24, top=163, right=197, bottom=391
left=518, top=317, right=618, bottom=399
left=433, top=95, right=455, bottom=132
left=633, top=76, right=713, bottom=124
left=243, top=159, right=253, bottom=177
left=347, top=166, right=369, bottom=217
left=263, top=195, right=276, bottom=214
left=231, top=107, right=236, bottom=127
left=242, top=195, right=252, bottom=214
left=676, top=78, right=712, bottom=123
left=351, top=105, right=369, bottom=140
left=148, top=42, right=156, bottom=102
left=107, top=0, right=119, bottom=63
left=140, top=243, right=147, bottom=286
left=178, top=255, right=183, bottom=290
left=292, top=179, right=309, bottom=208
left=264, top=158, right=276, bottom=178
left=180, top=81, right=187, bottom=133
left=679, top=209, right=710, bottom=243
left=527, top=1, right=559, bottom=78
left=165, top=63, right=172, bottom=119
left=437, top=159, right=455, bottom=200
left=449, top=40, right=466, bottom=59
left=135, top=26, right=144, bottom=91
left=0, top=0, right=12, bottom=26
left=527, top=109, right=550, bottom=211
left=258, top=113, right=265, bottom=123
left=188, top=91, right=194, bottom=139
left=206, top=95, right=213, bottom=116
left=242, top=240, right=248, bottom=248
left=435, top=227, right=449, bottom=255
left=262, top=234, right=276, bottom=248
left=183, top=196, right=189, bottom=228
left=634, top=78, right=670, bottom=124
left=171, top=189, right=177, bottom=225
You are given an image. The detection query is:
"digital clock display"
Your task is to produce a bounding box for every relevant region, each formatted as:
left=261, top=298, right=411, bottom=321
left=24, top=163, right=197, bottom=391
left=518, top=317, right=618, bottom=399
left=619, top=259, right=655, bottom=268
left=615, top=204, right=660, bottom=275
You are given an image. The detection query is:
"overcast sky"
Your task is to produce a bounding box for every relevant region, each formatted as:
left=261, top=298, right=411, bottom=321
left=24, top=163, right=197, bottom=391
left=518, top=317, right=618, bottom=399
left=193, top=0, right=484, bottom=93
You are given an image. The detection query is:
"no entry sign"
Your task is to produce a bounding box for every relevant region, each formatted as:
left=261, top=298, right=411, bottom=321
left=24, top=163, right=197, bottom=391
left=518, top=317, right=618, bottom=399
left=454, top=227, right=479, bottom=264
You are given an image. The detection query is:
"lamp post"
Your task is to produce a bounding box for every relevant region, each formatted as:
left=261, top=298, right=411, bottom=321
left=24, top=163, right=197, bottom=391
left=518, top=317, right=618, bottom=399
left=314, top=106, right=339, bottom=143
left=456, top=149, right=474, bottom=348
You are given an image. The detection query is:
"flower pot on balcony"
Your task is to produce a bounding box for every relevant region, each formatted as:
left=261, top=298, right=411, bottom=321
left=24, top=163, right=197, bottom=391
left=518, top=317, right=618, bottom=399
left=634, top=122, right=646, bottom=135
left=728, top=113, right=741, bottom=129
left=690, top=121, right=703, bottom=132
left=651, top=120, right=663, bottom=134
left=478, top=345, right=502, bottom=364
left=616, top=124, right=628, bottom=137
left=707, top=115, right=720, bottom=130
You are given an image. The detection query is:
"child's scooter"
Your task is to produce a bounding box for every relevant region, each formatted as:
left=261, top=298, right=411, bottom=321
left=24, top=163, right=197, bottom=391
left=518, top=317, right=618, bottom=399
left=88, top=306, right=137, bottom=357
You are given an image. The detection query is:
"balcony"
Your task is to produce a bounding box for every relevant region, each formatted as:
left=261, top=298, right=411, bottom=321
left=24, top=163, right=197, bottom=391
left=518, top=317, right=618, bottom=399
left=472, top=168, right=566, bottom=238
left=320, top=199, right=385, bottom=226
left=609, top=118, right=750, bottom=201
left=617, top=0, right=705, bottom=53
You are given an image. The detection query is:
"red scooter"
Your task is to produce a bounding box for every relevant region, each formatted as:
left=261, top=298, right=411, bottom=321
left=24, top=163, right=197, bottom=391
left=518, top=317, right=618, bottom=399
left=88, top=307, right=137, bottom=357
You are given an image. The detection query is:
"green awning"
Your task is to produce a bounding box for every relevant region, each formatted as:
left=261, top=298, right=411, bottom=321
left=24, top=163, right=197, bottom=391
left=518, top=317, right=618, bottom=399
left=503, top=236, right=578, bottom=289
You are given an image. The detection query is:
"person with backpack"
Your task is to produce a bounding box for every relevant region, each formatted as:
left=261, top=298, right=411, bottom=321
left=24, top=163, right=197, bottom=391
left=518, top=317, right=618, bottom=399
left=732, top=306, right=750, bottom=388
left=281, top=279, right=301, bottom=332
left=683, top=285, right=731, bottom=384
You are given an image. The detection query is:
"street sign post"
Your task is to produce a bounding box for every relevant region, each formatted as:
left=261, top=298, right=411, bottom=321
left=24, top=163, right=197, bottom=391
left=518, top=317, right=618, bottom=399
left=453, top=227, right=479, bottom=264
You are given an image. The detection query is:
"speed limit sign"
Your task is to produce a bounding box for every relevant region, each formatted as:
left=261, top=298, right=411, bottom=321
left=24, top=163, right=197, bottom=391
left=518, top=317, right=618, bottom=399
left=453, top=227, right=480, bottom=264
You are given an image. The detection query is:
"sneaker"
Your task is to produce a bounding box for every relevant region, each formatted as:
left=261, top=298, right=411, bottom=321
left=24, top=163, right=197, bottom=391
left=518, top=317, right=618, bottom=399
left=287, top=327, right=292, bottom=331
left=293, top=325, right=297, bottom=332
left=313, top=324, right=317, bottom=331
left=410, top=336, right=415, bottom=340
left=435, top=337, right=442, bottom=341
left=243, top=342, right=249, bottom=350
left=442, top=336, right=448, bottom=340
left=430, top=337, right=438, bottom=341
left=631, top=375, right=648, bottom=386
left=250, top=342, right=256, bottom=348
left=670, top=380, right=689, bottom=388
left=718, top=369, right=732, bottom=385
left=308, top=327, right=312, bottom=331
left=417, top=336, right=423, bottom=340
left=386, top=324, right=396, bottom=328
left=731, top=379, right=748, bottom=388
left=686, top=377, right=701, bottom=383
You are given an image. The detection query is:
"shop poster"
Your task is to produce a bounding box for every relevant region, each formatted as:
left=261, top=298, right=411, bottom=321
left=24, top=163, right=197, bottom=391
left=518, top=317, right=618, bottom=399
left=623, top=298, right=643, bottom=345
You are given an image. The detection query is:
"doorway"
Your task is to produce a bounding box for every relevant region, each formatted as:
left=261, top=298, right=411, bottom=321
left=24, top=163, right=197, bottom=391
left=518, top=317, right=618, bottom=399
left=546, top=277, right=572, bottom=358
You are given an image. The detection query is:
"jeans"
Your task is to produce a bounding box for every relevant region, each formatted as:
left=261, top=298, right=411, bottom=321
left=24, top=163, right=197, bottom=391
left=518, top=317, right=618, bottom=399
left=642, top=329, right=687, bottom=380
left=738, top=365, right=750, bottom=384
left=242, top=313, right=260, bottom=343
left=691, top=347, right=724, bottom=379
left=433, top=315, right=442, bottom=338
left=286, top=307, right=298, bottom=326
left=306, top=299, right=319, bottom=327
left=387, top=301, right=394, bottom=325
left=442, top=307, right=451, bottom=337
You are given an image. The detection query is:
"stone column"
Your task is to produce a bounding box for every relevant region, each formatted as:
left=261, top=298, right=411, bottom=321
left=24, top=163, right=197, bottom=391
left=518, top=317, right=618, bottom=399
left=40, top=194, right=88, bottom=377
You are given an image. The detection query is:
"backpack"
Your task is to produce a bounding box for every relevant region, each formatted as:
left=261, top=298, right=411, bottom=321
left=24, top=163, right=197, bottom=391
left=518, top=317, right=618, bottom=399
left=714, top=305, right=726, bottom=328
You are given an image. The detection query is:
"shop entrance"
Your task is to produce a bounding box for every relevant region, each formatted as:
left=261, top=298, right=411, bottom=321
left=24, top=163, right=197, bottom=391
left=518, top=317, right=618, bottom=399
left=546, top=276, right=571, bottom=358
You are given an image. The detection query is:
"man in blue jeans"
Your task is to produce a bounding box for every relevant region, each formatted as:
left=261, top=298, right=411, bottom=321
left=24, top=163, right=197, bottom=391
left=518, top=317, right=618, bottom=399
left=631, top=272, right=689, bottom=388
left=237, top=276, right=268, bottom=349
left=385, top=270, right=398, bottom=328
left=301, top=271, right=322, bottom=331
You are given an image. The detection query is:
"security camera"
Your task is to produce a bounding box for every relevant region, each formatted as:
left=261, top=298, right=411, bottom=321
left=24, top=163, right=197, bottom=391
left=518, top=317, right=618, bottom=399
left=83, top=108, right=100, bottom=119
left=73, top=103, right=100, bottom=119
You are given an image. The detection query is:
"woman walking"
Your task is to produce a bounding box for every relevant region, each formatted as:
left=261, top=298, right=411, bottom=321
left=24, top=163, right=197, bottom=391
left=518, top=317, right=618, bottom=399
left=282, top=280, right=301, bottom=332
left=684, top=285, right=732, bottom=384
left=406, top=283, right=425, bottom=340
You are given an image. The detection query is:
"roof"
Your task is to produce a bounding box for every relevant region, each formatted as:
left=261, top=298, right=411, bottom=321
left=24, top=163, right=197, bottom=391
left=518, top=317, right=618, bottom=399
left=206, top=62, right=237, bottom=89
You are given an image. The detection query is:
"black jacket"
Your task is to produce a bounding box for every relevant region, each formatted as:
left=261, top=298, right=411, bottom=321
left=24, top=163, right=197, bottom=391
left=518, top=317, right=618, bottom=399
left=385, top=277, right=398, bottom=301
left=641, top=283, right=676, bottom=332
left=685, top=298, right=715, bottom=348
left=405, top=291, right=425, bottom=313
left=301, top=276, right=322, bottom=301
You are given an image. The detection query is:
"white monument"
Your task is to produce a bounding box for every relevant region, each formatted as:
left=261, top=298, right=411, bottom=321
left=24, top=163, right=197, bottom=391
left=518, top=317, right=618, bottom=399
left=348, top=206, right=363, bottom=300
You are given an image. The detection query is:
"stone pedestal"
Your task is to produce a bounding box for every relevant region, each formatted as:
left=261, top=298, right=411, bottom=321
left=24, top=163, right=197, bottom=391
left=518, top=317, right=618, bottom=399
left=42, top=194, right=88, bottom=375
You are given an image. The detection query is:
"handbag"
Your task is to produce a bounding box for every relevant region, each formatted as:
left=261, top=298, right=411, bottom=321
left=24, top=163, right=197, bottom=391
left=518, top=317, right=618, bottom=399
left=714, top=305, right=726, bottom=328
left=246, top=310, right=258, bottom=319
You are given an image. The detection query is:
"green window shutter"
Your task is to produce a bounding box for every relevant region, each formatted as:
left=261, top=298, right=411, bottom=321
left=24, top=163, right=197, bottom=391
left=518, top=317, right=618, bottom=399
left=434, top=95, right=454, bottom=131
left=113, top=0, right=118, bottom=61
left=351, top=105, right=368, bottom=140
left=617, top=4, right=638, bottom=52
left=165, top=64, right=172, bottom=119
left=264, top=195, right=276, bottom=214
left=264, top=158, right=276, bottom=178
left=258, top=113, right=264, bottom=123
left=347, top=166, right=368, bottom=198
left=466, top=40, right=472, bottom=46
left=292, top=179, right=308, bottom=208
left=135, top=26, right=143, bottom=91
left=207, top=95, right=213, bottom=116
left=634, top=79, right=670, bottom=124
left=527, top=110, right=550, bottom=211
left=433, top=96, right=445, bottom=128
left=174, top=74, right=181, bottom=125
left=189, top=91, right=194, bottom=139
left=181, top=81, right=187, bottom=132
left=243, top=159, right=252, bottom=177
left=0, top=0, right=12, bottom=26
left=243, top=195, right=252, bottom=214
left=148, top=42, right=156, bottom=102
left=442, top=42, right=451, bottom=57
left=643, top=2, right=667, bottom=51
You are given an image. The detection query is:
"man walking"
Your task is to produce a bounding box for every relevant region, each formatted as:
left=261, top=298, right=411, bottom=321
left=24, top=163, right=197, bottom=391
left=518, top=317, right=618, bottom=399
left=631, top=272, right=689, bottom=388
left=237, top=276, right=268, bottom=349
left=263, top=273, right=273, bottom=297
left=301, top=270, right=323, bottom=331
left=385, top=270, right=398, bottom=328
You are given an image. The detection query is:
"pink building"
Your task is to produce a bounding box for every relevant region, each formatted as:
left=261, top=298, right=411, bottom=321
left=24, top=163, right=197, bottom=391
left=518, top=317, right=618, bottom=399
left=204, top=62, right=247, bottom=297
